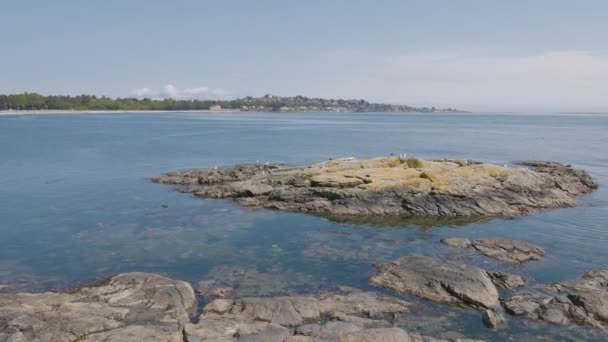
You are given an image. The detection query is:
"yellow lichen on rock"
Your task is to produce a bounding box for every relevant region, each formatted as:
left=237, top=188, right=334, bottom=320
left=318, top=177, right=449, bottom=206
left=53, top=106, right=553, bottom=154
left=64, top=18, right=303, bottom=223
left=294, top=157, right=523, bottom=193
left=154, top=156, right=599, bottom=217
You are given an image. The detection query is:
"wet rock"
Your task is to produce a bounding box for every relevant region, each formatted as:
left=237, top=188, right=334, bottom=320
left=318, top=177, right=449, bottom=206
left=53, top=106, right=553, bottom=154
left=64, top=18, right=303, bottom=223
left=502, top=270, right=608, bottom=332
left=441, top=238, right=546, bottom=264
left=0, top=272, right=195, bottom=341
left=487, top=271, right=526, bottom=289
left=481, top=310, right=506, bottom=329
left=153, top=157, right=597, bottom=218
left=370, top=256, right=500, bottom=309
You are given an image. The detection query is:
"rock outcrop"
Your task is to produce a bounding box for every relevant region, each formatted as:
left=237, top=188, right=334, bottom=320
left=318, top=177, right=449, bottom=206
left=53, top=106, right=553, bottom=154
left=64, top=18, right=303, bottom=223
left=152, top=157, right=597, bottom=218
left=185, top=290, right=410, bottom=341
left=441, top=238, right=546, bottom=264
left=0, top=272, right=196, bottom=342
left=370, top=256, right=500, bottom=309
left=486, top=271, right=526, bottom=290
left=502, top=270, right=608, bottom=332
left=481, top=310, right=506, bottom=329
left=0, top=273, right=486, bottom=342
left=186, top=289, right=484, bottom=342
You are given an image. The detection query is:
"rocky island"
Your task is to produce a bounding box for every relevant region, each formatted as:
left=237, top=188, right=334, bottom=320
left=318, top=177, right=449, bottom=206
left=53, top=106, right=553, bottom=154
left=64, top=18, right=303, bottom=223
left=152, top=157, right=597, bottom=218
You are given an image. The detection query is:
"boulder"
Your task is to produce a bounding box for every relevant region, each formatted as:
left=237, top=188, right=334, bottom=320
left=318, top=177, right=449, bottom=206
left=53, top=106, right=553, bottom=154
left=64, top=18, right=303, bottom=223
left=370, top=256, right=500, bottom=309
left=0, top=272, right=196, bottom=341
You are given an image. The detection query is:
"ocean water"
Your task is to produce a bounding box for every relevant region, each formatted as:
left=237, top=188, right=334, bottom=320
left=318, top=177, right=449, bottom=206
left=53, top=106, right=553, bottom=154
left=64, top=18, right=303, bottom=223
left=0, top=112, right=607, bottom=340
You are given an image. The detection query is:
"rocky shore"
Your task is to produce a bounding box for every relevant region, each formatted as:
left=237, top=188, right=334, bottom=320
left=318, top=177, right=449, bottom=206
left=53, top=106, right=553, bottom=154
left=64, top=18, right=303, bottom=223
left=502, top=270, right=608, bottom=332
left=2, top=239, right=606, bottom=340
left=0, top=272, right=484, bottom=342
left=152, top=157, right=597, bottom=218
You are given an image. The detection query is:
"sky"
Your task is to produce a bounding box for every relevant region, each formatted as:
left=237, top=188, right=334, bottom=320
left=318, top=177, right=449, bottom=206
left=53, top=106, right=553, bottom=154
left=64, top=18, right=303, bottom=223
left=1, top=0, right=607, bottom=112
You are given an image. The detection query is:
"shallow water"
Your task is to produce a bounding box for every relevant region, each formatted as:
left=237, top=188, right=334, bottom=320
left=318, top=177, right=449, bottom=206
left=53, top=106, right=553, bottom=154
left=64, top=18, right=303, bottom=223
left=1, top=112, right=607, bottom=340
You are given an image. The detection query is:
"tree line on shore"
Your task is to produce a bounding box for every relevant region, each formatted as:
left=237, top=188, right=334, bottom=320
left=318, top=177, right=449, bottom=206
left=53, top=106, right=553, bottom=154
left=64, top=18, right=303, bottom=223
left=0, top=93, right=460, bottom=113
left=0, top=93, right=222, bottom=111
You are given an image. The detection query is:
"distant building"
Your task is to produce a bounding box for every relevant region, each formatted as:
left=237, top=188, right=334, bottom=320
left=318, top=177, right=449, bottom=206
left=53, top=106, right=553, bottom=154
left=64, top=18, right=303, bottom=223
left=210, top=104, right=221, bottom=111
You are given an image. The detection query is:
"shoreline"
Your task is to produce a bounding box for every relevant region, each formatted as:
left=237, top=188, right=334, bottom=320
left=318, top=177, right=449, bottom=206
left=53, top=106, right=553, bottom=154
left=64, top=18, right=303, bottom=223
left=0, top=109, right=468, bottom=116
left=0, top=109, right=242, bottom=116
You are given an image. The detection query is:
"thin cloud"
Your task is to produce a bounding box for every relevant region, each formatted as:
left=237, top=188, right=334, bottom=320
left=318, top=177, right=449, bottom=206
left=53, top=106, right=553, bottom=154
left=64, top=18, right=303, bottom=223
left=131, top=87, right=152, bottom=98
left=314, top=50, right=608, bottom=111
left=131, top=84, right=232, bottom=100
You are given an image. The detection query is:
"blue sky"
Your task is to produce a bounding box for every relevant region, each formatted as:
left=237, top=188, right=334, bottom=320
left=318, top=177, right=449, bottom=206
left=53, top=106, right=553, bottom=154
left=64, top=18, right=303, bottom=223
left=2, top=0, right=607, bottom=111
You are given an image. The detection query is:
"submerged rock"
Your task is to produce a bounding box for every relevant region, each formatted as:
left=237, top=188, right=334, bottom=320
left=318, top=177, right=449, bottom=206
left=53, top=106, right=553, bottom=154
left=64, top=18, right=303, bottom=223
left=502, top=270, right=608, bottom=332
left=197, top=280, right=234, bottom=298
left=152, top=157, right=597, bottom=218
left=440, top=238, right=472, bottom=249
left=370, top=256, right=500, bottom=309
left=441, top=238, right=546, bottom=264
left=0, top=272, right=196, bottom=341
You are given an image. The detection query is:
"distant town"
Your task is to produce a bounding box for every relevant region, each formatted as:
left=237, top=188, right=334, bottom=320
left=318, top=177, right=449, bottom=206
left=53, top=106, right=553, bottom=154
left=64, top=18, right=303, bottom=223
left=0, top=93, right=465, bottom=113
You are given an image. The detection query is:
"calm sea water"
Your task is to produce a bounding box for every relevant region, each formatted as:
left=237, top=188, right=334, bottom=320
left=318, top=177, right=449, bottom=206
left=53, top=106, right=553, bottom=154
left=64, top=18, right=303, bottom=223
left=1, top=112, right=607, bottom=340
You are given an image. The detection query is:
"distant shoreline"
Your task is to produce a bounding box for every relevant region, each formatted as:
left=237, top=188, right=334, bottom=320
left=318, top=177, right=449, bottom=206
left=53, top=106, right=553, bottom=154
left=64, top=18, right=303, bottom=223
left=0, top=109, right=467, bottom=116
left=0, top=109, right=241, bottom=116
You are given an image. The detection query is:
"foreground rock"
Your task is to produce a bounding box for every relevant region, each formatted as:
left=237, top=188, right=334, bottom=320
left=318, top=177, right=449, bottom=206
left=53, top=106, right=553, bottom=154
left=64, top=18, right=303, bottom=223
left=152, top=157, right=597, bottom=218
left=482, top=310, right=506, bottom=329
left=441, top=238, right=546, bottom=264
left=0, top=272, right=487, bottom=342
left=370, top=256, right=500, bottom=309
left=0, top=272, right=196, bottom=341
left=186, top=289, right=483, bottom=342
left=502, top=270, right=608, bottom=332
left=487, top=271, right=526, bottom=289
